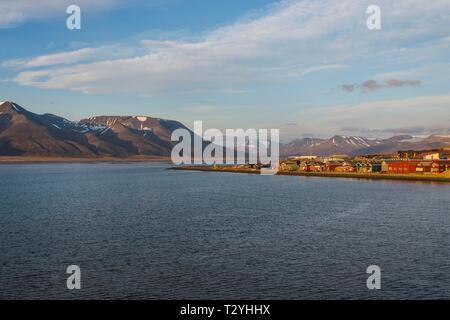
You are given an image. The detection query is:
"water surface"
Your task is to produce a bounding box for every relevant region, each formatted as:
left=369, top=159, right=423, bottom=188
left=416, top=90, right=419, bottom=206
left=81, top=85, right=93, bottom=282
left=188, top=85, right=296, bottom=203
left=1, top=162, right=449, bottom=299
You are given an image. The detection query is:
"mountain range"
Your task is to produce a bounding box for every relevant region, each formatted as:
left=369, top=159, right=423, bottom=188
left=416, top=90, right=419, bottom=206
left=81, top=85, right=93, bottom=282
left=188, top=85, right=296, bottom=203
left=280, top=134, right=450, bottom=157
left=1, top=101, right=449, bottom=158
left=0, top=101, right=188, bottom=157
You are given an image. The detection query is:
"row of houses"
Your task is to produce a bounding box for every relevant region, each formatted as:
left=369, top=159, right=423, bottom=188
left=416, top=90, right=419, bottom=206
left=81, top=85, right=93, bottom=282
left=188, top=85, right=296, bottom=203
left=397, top=148, right=450, bottom=160
left=280, top=158, right=450, bottom=175
left=281, top=149, right=450, bottom=175
left=280, top=159, right=380, bottom=173
left=383, top=159, right=450, bottom=174
left=382, top=148, right=450, bottom=174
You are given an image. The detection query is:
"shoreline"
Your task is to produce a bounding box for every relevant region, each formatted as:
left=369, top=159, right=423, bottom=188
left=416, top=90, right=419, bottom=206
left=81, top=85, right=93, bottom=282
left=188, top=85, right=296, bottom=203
left=3, top=158, right=450, bottom=183
left=0, top=156, right=171, bottom=164
left=169, top=165, right=450, bottom=183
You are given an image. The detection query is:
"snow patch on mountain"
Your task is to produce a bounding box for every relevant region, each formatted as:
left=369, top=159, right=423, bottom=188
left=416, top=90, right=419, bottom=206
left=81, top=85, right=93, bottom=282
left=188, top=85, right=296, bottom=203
left=76, top=123, right=108, bottom=133
left=100, top=128, right=110, bottom=135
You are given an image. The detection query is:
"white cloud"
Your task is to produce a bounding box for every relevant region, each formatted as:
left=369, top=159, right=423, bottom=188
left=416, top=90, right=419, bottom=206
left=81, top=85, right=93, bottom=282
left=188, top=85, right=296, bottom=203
left=1, top=46, right=144, bottom=69
left=4, top=0, right=450, bottom=95
left=0, top=0, right=118, bottom=28
left=2, top=48, right=103, bottom=69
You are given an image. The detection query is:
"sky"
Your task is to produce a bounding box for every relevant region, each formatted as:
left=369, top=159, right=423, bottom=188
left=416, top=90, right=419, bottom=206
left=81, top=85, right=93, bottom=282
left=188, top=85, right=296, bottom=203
left=1, top=0, right=450, bottom=141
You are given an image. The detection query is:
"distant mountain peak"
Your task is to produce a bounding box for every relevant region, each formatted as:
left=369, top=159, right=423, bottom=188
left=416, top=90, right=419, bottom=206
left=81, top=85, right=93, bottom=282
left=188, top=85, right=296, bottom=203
left=0, top=102, right=188, bottom=157
left=386, top=135, right=413, bottom=141
left=0, top=101, right=22, bottom=114
left=135, top=116, right=148, bottom=122
left=281, top=133, right=450, bottom=157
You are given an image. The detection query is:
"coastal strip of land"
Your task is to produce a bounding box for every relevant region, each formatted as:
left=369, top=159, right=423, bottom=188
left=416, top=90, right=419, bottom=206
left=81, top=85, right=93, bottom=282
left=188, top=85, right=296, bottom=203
left=169, top=165, right=450, bottom=183
left=0, top=156, right=171, bottom=164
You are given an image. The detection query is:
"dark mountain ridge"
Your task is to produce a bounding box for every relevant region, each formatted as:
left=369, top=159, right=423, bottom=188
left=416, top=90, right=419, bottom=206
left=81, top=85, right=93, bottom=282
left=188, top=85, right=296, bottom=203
left=1, top=101, right=449, bottom=158
left=0, top=101, right=187, bottom=157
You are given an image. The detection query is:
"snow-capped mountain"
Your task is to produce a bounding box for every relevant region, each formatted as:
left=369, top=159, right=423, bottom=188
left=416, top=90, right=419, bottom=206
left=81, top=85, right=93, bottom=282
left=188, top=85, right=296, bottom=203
left=2, top=100, right=450, bottom=158
left=280, top=134, right=450, bottom=157
left=0, top=101, right=188, bottom=157
left=79, top=115, right=189, bottom=144
left=281, top=135, right=380, bottom=156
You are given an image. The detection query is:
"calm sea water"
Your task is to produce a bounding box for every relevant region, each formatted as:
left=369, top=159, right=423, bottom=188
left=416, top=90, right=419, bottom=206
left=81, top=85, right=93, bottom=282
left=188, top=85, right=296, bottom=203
left=0, top=162, right=449, bottom=299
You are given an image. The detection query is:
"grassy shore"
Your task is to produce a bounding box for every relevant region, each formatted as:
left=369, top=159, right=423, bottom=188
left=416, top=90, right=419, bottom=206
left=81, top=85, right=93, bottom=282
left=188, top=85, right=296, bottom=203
left=169, top=165, right=450, bottom=183
left=0, top=156, right=171, bottom=164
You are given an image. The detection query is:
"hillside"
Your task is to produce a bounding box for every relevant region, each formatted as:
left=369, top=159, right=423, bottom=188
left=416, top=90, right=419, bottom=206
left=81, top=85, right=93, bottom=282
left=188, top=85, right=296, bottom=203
left=0, top=101, right=187, bottom=157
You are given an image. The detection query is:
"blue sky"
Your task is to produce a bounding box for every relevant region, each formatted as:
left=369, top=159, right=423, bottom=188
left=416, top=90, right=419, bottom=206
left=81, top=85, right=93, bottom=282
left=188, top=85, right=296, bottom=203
left=1, top=0, right=450, bottom=140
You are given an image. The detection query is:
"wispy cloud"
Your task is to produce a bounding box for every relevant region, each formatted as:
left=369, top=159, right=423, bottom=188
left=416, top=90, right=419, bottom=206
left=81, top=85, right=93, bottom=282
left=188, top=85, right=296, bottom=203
left=340, top=84, right=355, bottom=92
left=340, top=79, right=421, bottom=93
left=1, top=46, right=145, bottom=69
left=385, top=79, right=421, bottom=88
left=361, top=80, right=382, bottom=92
left=4, top=0, right=449, bottom=95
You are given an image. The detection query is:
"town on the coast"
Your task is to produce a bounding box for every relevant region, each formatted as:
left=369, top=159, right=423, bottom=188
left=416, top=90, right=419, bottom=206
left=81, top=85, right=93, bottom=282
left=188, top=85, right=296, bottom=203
left=178, top=147, right=450, bottom=181
left=276, top=147, right=450, bottom=175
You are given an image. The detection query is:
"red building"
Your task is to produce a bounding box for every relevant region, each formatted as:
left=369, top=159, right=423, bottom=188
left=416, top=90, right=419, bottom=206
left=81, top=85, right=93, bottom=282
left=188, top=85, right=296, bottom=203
left=384, top=159, right=450, bottom=174
left=384, top=160, right=420, bottom=174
